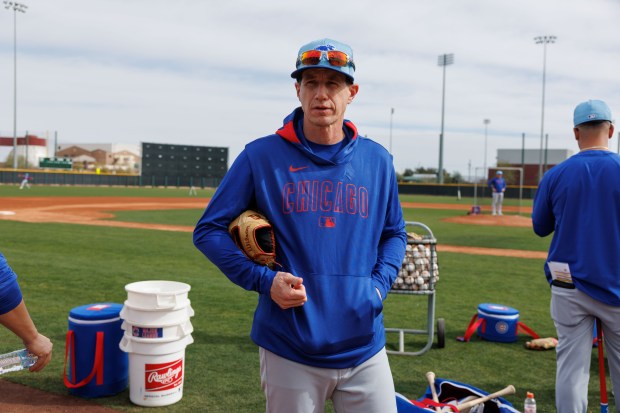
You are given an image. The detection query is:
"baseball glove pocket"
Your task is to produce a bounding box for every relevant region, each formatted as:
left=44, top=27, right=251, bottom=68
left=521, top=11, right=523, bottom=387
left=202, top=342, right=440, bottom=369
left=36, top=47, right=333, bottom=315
left=296, top=274, right=381, bottom=355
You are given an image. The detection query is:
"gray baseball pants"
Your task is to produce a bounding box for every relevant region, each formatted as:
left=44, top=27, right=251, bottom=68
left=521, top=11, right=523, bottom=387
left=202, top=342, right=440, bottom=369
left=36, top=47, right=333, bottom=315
left=551, top=285, right=620, bottom=412
left=259, top=346, right=397, bottom=413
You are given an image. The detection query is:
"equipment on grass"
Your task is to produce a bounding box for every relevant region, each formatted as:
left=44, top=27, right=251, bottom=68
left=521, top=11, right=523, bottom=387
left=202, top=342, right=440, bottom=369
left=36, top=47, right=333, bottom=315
left=386, top=222, right=446, bottom=356
left=396, top=377, right=519, bottom=412
left=457, top=303, right=539, bottom=343
left=425, top=372, right=442, bottom=413
left=228, top=210, right=277, bottom=269
left=525, top=337, right=557, bottom=350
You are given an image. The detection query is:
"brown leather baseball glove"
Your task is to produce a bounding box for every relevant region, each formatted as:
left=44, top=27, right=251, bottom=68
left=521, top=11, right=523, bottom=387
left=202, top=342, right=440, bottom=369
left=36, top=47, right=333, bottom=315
left=228, top=210, right=277, bottom=269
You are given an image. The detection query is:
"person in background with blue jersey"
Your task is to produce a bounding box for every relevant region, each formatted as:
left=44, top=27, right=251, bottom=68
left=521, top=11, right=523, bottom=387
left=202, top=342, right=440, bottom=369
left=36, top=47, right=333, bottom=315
left=0, top=251, right=53, bottom=372
left=193, top=38, right=407, bottom=413
left=532, top=99, right=619, bottom=412
left=487, top=170, right=506, bottom=215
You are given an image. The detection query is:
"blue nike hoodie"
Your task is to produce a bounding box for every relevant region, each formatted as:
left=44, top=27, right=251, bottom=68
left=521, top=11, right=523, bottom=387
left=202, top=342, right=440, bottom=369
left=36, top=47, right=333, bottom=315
left=194, top=107, right=407, bottom=368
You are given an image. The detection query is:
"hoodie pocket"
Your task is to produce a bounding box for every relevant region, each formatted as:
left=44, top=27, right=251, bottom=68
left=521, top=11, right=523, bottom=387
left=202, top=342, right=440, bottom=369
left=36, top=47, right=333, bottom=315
left=291, top=273, right=383, bottom=355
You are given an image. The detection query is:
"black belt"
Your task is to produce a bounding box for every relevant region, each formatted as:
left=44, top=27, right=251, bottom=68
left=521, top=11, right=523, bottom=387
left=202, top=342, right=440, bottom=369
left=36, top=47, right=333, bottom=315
left=552, top=279, right=575, bottom=289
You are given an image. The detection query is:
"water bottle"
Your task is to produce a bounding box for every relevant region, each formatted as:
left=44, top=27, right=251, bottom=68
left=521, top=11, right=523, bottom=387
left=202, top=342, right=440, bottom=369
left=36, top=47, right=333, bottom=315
left=0, top=348, right=38, bottom=375
left=524, top=391, right=536, bottom=413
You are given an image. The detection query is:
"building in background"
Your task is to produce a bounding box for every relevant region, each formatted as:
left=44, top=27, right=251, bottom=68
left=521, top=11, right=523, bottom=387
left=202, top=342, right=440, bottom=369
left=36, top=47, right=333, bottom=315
left=496, top=148, right=573, bottom=186
left=0, top=135, right=49, bottom=168
left=56, top=143, right=140, bottom=172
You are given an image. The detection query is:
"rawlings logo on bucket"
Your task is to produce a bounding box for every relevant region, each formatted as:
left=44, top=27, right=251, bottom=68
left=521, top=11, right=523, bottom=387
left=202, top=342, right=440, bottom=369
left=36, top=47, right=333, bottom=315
left=145, top=359, right=183, bottom=391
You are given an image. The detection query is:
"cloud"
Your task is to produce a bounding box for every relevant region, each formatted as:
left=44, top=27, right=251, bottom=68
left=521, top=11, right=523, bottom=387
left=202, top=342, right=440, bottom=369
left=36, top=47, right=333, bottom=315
left=1, top=0, right=619, bottom=175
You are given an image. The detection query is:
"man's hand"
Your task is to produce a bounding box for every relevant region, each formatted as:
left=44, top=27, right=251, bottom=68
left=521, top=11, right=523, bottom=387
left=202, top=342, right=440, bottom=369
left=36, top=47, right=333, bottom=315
left=25, top=333, right=53, bottom=372
left=270, top=272, right=307, bottom=310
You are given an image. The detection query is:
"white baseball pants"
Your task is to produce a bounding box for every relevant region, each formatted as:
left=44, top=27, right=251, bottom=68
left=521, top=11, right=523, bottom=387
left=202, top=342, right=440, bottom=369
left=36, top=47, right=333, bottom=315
left=491, top=192, right=504, bottom=215
left=551, top=286, right=620, bottom=412
left=259, top=347, right=397, bottom=413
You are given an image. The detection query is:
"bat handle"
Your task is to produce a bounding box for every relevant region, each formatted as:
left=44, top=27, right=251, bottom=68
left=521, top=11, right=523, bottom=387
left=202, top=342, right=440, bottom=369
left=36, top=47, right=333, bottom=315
left=456, top=385, right=516, bottom=411
left=425, top=372, right=441, bottom=413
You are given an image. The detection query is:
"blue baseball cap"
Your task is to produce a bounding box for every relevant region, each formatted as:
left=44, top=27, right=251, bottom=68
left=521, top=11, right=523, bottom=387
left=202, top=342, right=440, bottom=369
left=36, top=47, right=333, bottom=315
left=573, top=99, right=613, bottom=127
left=497, top=171, right=503, bottom=175
left=291, top=38, right=355, bottom=82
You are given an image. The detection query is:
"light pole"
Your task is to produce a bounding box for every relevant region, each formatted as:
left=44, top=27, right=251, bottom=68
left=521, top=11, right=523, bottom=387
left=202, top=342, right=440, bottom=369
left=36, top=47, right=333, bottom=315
left=437, top=53, right=454, bottom=184
left=4, top=1, right=28, bottom=170
left=534, top=35, right=556, bottom=183
left=389, top=107, right=394, bottom=154
left=483, top=119, right=490, bottom=179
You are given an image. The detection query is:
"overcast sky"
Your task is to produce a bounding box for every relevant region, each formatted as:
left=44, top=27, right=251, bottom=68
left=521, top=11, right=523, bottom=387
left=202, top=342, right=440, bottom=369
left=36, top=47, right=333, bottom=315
left=1, top=0, right=619, bottom=178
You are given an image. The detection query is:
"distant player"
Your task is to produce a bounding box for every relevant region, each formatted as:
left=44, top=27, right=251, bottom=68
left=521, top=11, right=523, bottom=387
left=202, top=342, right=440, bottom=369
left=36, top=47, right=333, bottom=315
left=19, top=173, right=31, bottom=190
left=487, top=170, right=506, bottom=215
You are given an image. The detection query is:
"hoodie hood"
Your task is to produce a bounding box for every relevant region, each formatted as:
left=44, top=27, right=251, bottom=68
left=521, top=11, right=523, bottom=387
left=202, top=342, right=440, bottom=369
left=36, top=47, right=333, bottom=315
left=276, top=107, right=359, bottom=165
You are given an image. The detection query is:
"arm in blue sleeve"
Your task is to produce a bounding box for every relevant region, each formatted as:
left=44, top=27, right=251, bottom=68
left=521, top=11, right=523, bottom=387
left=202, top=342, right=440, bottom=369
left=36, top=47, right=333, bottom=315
left=193, top=152, right=277, bottom=294
left=371, top=171, right=407, bottom=300
left=532, top=178, right=555, bottom=237
left=0, top=253, right=23, bottom=315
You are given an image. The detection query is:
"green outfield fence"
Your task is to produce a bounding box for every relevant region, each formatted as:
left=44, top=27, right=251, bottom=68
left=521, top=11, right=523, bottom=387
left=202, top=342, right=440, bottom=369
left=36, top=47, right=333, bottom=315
left=398, top=182, right=538, bottom=199
left=0, top=168, right=223, bottom=188
left=0, top=168, right=539, bottom=198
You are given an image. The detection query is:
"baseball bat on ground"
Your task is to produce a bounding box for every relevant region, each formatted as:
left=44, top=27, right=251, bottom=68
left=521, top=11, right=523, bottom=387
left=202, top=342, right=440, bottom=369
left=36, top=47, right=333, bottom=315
left=596, top=318, right=609, bottom=413
left=455, top=385, right=516, bottom=412
left=425, top=372, right=441, bottom=413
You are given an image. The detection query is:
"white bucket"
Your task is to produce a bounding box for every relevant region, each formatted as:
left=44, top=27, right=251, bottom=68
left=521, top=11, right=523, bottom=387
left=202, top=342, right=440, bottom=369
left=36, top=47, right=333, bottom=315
left=125, top=280, right=191, bottom=310
left=120, top=301, right=194, bottom=326
left=119, top=334, right=193, bottom=407
left=121, top=319, right=194, bottom=342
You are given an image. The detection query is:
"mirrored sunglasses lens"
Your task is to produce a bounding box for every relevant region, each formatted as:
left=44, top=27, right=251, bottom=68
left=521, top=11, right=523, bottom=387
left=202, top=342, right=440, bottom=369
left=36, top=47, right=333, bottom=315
left=300, top=50, right=321, bottom=66
left=327, top=51, right=348, bottom=67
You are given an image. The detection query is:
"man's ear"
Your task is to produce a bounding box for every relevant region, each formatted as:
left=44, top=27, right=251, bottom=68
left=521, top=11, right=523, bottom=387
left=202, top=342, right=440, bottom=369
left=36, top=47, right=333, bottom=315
left=348, top=84, right=359, bottom=104
left=608, top=123, right=615, bottom=139
left=573, top=127, right=580, bottom=141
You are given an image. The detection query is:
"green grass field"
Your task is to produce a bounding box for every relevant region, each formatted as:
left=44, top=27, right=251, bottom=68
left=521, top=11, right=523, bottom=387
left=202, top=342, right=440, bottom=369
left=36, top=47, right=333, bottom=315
left=0, top=186, right=612, bottom=412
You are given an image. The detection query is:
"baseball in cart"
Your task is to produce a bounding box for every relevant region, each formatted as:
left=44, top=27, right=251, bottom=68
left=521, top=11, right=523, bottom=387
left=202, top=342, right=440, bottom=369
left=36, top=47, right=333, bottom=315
left=385, top=221, right=445, bottom=356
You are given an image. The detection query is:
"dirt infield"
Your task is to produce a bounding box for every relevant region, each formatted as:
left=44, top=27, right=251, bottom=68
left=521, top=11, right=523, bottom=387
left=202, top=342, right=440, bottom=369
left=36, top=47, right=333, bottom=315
left=0, top=197, right=544, bottom=412
left=0, top=197, right=542, bottom=259
left=0, top=379, right=119, bottom=413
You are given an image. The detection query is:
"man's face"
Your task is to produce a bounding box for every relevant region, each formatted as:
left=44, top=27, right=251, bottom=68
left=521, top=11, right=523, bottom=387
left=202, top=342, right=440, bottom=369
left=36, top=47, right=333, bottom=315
left=295, top=69, right=358, bottom=129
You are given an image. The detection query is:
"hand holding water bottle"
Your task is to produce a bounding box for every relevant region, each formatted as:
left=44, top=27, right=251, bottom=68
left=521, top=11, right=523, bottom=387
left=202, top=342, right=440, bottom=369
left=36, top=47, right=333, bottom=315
left=23, top=332, right=53, bottom=372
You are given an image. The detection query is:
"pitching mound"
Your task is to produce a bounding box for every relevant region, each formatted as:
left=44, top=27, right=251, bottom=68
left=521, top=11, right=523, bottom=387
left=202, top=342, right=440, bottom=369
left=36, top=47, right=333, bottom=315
left=443, top=214, right=531, bottom=227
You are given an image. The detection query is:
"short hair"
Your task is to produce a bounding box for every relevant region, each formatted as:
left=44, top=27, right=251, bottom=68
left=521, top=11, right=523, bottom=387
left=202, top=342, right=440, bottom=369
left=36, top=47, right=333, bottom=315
left=576, top=120, right=612, bottom=130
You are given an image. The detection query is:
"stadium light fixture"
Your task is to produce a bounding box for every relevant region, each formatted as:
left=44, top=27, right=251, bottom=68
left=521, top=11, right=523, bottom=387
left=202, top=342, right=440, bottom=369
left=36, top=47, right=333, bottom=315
left=483, top=119, right=490, bottom=179
left=534, top=35, right=556, bottom=183
left=4, top=1, right=28, bottom=169
left=389, top=108, right=394, bottom=154
left=437, top=53, right=454, bottom=184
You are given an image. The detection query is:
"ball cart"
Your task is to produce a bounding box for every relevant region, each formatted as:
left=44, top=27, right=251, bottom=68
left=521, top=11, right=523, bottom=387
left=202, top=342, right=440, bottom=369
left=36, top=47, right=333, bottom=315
left=385, top=221, right=445, bottom=355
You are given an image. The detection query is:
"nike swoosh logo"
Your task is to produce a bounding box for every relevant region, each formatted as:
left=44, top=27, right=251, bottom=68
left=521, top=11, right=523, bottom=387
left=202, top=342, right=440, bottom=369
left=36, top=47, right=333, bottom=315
left=289, top=165, right=309, bottom=172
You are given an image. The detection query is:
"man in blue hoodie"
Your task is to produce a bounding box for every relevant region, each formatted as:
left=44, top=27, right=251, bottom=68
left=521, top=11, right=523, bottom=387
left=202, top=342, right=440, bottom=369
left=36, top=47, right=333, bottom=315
left=194, top=38, right=407, bottom=412
left=487, top=170, right=506, bottom=216
left=532, top=99, right=620, bottom=412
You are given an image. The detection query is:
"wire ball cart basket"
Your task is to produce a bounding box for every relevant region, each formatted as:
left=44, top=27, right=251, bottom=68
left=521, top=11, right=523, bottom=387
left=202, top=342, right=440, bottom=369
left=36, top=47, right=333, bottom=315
left=385, top=221, right=445, bottom=356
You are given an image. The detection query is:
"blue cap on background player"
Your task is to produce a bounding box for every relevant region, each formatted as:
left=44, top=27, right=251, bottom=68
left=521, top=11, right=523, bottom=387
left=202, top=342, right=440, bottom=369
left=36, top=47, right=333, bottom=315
left=573, top=99, right=613, bottom=127
left=291, top=38, right=355, bottom=82
left=497, top=171, right=503, bottom=175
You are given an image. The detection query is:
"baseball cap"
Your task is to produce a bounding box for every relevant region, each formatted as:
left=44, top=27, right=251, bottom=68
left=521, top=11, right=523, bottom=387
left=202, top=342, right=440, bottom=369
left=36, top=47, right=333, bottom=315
left=291, top=38, right=355, bottom=82
left=497, top=171, right=503, bottom=175
left=573, top=99, right=613, bottom=127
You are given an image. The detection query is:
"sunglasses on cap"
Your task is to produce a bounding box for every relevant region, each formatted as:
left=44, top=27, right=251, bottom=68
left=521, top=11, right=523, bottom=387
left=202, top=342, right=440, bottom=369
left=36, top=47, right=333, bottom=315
left=296, top=49, right=355, bottom=70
